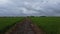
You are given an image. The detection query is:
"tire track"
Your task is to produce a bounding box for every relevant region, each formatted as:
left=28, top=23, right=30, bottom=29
left=5, top=18, right=44, bottom=34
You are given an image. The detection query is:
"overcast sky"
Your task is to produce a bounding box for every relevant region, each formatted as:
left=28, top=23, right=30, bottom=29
left=0, top=0, right=60, bottom=16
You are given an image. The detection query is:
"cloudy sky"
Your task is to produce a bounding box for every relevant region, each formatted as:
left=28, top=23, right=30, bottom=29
left=0, top=0, right=60, bottom=16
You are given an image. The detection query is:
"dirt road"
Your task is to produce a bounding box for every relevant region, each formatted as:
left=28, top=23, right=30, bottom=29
left=5, top=18, right=44, bottom=34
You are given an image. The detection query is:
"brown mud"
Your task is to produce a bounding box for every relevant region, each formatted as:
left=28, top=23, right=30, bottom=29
left=5, top=17, right=45, bottom=34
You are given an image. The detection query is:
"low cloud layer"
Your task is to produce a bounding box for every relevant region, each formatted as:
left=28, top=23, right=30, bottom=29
left=0, top=0, right=60, bottom=16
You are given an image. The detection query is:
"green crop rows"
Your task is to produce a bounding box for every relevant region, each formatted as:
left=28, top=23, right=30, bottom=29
left=31, top=17, right=60, bottom=34
left=0, top=17, right=23, bottom=33
left=0, top=17, right=60, bottom=34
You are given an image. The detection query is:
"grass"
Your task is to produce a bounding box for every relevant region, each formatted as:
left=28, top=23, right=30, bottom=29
left=0, top=17, right=23, bottom=32
left=31, top=17, right=60, bottom=34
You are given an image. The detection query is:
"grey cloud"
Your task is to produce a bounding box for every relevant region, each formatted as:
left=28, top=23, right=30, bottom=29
left=0, top=0, right=60, bottom=16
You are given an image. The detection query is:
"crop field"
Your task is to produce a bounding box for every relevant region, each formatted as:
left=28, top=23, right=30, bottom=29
left=31, top=17, right=60, bottom=34
left=0, top=17, right=23, bottom=33
left=0, top=17, right=60, bottom=34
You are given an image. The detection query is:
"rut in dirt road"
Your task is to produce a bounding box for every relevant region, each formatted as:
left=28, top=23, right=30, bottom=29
left=5, top=18, right=44, bottom=34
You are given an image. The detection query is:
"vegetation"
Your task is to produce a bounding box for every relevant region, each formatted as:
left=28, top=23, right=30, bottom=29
left=0, top=17, right=23, bottom=33
left=31, top=17, right=60, bottom=34
left=0, top=16, right=60, bottom=34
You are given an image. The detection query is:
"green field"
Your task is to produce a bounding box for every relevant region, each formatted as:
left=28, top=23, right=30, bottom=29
left=0, top=17, right=60, bottom=34
left=0, top=17, right=23, bottom=33
left=31, top=17, right=60, bottom=34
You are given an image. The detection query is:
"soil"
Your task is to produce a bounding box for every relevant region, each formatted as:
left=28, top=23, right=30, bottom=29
left=5, top=17, right=45, bottom=34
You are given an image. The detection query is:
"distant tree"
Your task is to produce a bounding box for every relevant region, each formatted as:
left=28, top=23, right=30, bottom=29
left=31, top=16, right=34, bottom=17
left=27, top=16, right=29, bottom=18
left=40, top=16, right=46, bottom=17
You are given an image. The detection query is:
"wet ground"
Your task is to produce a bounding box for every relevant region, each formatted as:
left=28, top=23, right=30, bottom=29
left=5, top=18, right=44, bottom=34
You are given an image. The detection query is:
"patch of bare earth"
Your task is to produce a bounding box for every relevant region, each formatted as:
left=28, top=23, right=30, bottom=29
left=5, top=18, right=46, bottom=34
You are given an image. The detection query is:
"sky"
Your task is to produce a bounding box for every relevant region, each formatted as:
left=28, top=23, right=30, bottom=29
left=0, top=0, right=60, bottom=16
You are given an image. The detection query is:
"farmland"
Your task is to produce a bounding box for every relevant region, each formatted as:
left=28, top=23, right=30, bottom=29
left=0, top=17, right=60, bottom=34
left=31, top=17, right=60, bottom=34
left=0, top=17, right=23, bottom=33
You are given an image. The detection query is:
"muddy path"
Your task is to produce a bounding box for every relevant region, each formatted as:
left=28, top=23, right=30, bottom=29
left=5, top=17, right=45, bottom=34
